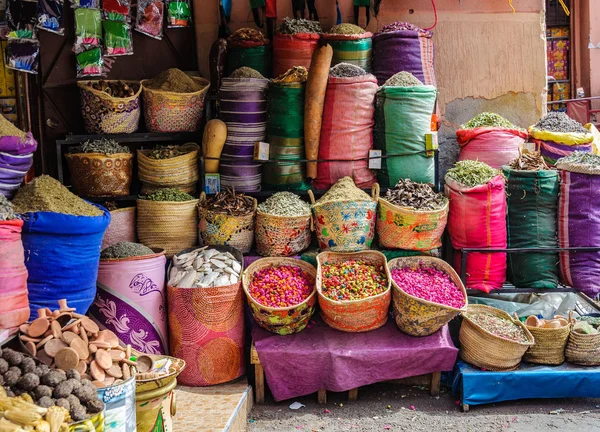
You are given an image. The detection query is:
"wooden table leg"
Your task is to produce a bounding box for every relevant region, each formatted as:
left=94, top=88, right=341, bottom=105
left=430, top=371, right=441, bottom=397
left=348, top=388, right=358, bottom=401
left=255, top=364, right=265, bottom=404
left=317, top=389, right=327, bottom=404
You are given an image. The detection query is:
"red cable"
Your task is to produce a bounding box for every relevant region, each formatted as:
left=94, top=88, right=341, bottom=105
left=424, top=0, right=438, bottom=31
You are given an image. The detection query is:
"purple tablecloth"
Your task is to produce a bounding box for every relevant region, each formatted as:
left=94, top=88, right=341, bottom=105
left=253, top=316, right=458, bottom=401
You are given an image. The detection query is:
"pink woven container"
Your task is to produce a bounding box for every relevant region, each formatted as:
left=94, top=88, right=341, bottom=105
left=102, top=207, right=136, bottom=249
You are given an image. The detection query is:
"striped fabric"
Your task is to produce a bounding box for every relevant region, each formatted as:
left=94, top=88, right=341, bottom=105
left=0, top=134, right=37, bottom=198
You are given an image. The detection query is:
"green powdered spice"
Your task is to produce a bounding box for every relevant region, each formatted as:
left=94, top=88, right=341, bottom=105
left=317, top=177, right=371, bottom=203
left=556, top=151, right=600, bottom=167
left=445, top=160, right=500, bottom=188
left=278, top=17, right=322, bottom=35
left=70, top=138, right=130, bottom=155
left=0, top=194, right=16, bottom=221
left=465, top=312, right=529, bottom=343
left=328, top=23, right=366, bottom=35
left=230, top=67, right=265, bottom=79
left=101, top=241, right=154, bottom=259
left=139, top=188, right=194, bottom=202
left=383, top=71, right=423, bottom=87
left=534, top=111, right=588, bottom=134
left=461, top=112, right=516, bottom=129
left=258, top=192, right=310, bottom=217
left=11, top=175, right=103, bottom=216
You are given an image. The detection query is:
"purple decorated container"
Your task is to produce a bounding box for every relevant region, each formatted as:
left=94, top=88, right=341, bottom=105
left=0, top=134, right=37, bottom=198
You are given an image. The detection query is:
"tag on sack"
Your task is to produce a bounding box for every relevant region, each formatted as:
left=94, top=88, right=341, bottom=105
left=369, top=149, right=382, bottom=169
left=254, top=141, right=270, bottom=161
left=204, top=173, right=221, bottom=194
left=425, top=132, right=438, bottom=157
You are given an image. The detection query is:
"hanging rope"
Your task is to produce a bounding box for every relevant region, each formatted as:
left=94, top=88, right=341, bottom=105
left=508, top=0, right=515, bottom=13
left=423, top=0, right=438, bottom=31
left=558, top=0, right=571, bottom=16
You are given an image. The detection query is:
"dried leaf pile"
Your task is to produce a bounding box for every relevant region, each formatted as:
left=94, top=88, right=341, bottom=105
left=139, top=188, right=194, bottom=202
left=70, top=138, right=131, bottom=155
left=445, top=160, right=500, bottom=188
left=146, top=145, right=190, bottom=160
left=203, top=189, right=255, bottom=215
left=101, top=242, right=154, bottom=259
left=228, top=27, right=269, bottom=45
left=278, top=17, right=322, bottom=35
left=272, top=66, right=308, bottom=84
left=87, top=80, right=139, bottom=98
left=534, top=111, right=588, bottom=134
left=461, top=112, right=517, bottom=129
left=328, top=23, right=366, bottom=35
left=384, top=179, right=447, bottom=210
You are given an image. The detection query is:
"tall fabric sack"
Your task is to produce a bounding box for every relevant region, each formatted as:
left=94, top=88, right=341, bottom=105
left=20, top=207, right=110, bottom=317
left=0, top=220, right=28, bottom=328
left=529, top=127, right=594, bottom=166
left=557, top=160, right=600, bottom=297
left=0, top=134, right=37, bottom=198
left=226, top=45, right=272, bottom=78
left=503, top=167, right=559, bottom=288
left=372, top=30, right=436, bottom=86
left=445, top=175, right=507, bottom=292
left=272, top=33, right=320, bottom=78
left=458, top=128, right=528, bottom=169
left=314, top=74, right=378, bottom=190
left=321, top=33, right=373, bottom=72
left=374, top=85, right=437, bottom=186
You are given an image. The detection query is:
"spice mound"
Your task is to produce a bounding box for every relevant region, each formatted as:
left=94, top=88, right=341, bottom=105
left=533, top=111, right=588, bottom=134
left=391, top=264, right=464, bottom=309
left=383, top=71, right=423, bottom=87
left=230, top=66, right=265, bottom=79
left=330, top=62, right=367, bottom=78
left=70, top=138, right=131, bottom=155
left=464, top=312, right=529, bottom=343
left=557, top=151, right=600, bottom=167
left=384, top=179, right=446, bottom=210
left=169, top=247, right=242, bottom=288
left=321, top=260, right=388, bottom=301
left=317, top=176, right=371, bottom=203
left=0, top=113, right=26, bottom=139
left=445, top=160, right=500, bottom=188
left=12, top=175, right=103, bottom=216
left=87, top=80, right=139, bottom=98
left=228, top=27, right=269, bottom=46
left=278, top=17, right=322, bottom=35
left=461, top=112, right=517, bottom=129
left=144, top=68, right=204, bottom=93
left=139, top=188, right=194, bottom=202
left=0, top=194, right=16, bottom=220
left=509, top=149, right=550, bottom=171
left=328, top=23, right=366, bottom=35
left=203, top=189, right=255, bottom=216
left=146, top=144, right=191, bottom=159
left=249, top=265, right=314, bottom=308
left=101, top=241, right=154, bottom=259
left=273, top=66, right=308, bottom=84
left=258, top=192, right=310, bottom=217
left=0, top=394, right=72, bottom=431
left=381, top=21, right=431, bottom=36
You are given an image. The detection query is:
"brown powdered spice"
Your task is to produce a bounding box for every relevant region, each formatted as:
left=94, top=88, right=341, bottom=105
left=144, top=68, right=204, bottom=93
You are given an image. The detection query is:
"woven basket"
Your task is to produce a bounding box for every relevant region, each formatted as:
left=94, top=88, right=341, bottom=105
left=389, top=256, right=467, bottom=337
left=459, top=304, right=534, bottom=371
left=141, top=77, right=210, bottom=133
left=242, top=257, right=317, bottom=335
left=137, top=143, right=200, bottom=194
left=316, top=250, right=391, bottom=332
left=78, top=80, right=142, bottom=134
left=377, top=197, right=448, bottom=250
left=102, top=206, right=136, bottom=249
left=198, top=192, right=257, bottom=254
left=137, top=198, right=199, bottom=258
left=66, top=152, right=133, bottom=197
left=565, top=317, right=600, bottom=366
left=309, top=184, right=379, bottom=252
left=255, top=210, right=312, bottom=257
left=524, top=318, right=572, bottom=365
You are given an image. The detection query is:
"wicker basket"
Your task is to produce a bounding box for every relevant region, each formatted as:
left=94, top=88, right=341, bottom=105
left=389, top=256, right=467, bottom=337
left=316, top=250, right=391, bottom=332
left=141, top=77, right=210, bottom=132
left=309, top=184, right=378, bottom=252
left=137, top=143, right=200, bottom=194
left=137, top=198, right=199, bottom=258
left=242, top=257, right=317, bottom=335
left=255, top=210, right=312, bottom=257
left=78, top=80, right=142, bottom=134
left=565, top=318, right=600, bottom=366
left=102, top=206, right=136, bottom=249
left=66, top=152, right=133, bottom=197
left=459, top=304, right=535, bottom=371
left=377, top=197, right=448, bottom=250
left=198, top=192, right=257, bottom=254
left=524, top=317, right=572, bottom=365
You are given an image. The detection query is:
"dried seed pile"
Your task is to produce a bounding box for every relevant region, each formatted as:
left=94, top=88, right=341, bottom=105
left=321, top=260, right=388, bottom=301
left=139, top=188, right=194, bottom=202
left=230, top=67, right=265, bottom=79
left=203, top=189, right=255, bottom=215
left=445, top=160, right=500, bottom=188
left=144, top=68, right=203, bottom=93
left=509, top=150, right=550, bottom=171
left=12, top=175, right=103, bottom=216
left=317, top=177, right=371, bottom=203
left=228, top=27, right=269, bottom=45
left=461, top=112, right=516, bottom=129
left=534, top=111, right=588, bottom=134
left=383, top=71, right=423, bottom=87
left=0, top=194, right=16, bottom=220
left=381, top=21, right=430, bottom=35
left=169, top=247, right=242, bottom=288
left=273, top=66, right=308, bottom=84
left=329, top=62, right=367, bottom=78
left=328, top=23, right=365, bottom=35
left=0, top=114, right=26, bottom=138
left=87, top=80, right=139, bottom=98
left=100, top=242, right=154, bottom=259
left=278, top=17, right=322, bottom=35
left=465, top=312, right=529, bottom=343
left=70, top=138, right=130, bottom=155
left=258, top=192, right=310, bottom=217
left=384, top=179, right=446, bottom=210
left=146, top=145, right=190, bottom=159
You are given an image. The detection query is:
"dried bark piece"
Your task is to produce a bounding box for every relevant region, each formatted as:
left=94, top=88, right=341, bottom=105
left=25, top=341, right=37, bottom=356
left=103, top=376, right=115, bottom=386
left=92, top=380, right=105, bottom=388
left=80, top=328, right=88, bottom=345
left=19, top=324, right=30, bottom=334
left=51, top=320, right=63, bottom=339
left=95, top=350, right=112, bottom=370
left=89, top=344, right=98, bottom=354
left=75, top=360, right=87, bottom=375
left=37, top=349, right=53, bottom=366
left=55, top=347, right=80, bottom=371
left=106, top=364, right=123, bottom=378
left=81, top=317, right=99, bottom=334
left=90, top=341, right=112, bottom=349
left=62, top=319, right=82, bottom=332
left=29, top=317, right=50, bottom=337
left=61, top=331, right=78, bottom=344
left=20, top=335, right=42, bottom=343
left=122, top=363, right=131, bottom=380
left=36, top=335, right=54, bottom=349
left=44, top=338, right=68, bottom=357
left=109, top=350, right=125, bottom=361
left=70, top=337, right=90, bottom=360
left=90, top=360, right=106, bottom=381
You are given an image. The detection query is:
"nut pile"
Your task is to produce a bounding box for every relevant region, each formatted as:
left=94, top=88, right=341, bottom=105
left=321, top=260, right=388, bottom=301
left=464, top=312, right=529, bottom=343
left=384, top=179, right=446, bottom=210
left=329, top=63, right=367, bottom=78
left=249, top=265, right=314, bottom=308
left=258, top=192, right=310, bottom=217
left=0, top=394, right=71, bottom=431
left=203, top=189, right=255, bottom=215
left=169, top=247, right=242, bottom=288
left=87, top=80, right=139, bottom=98
left=533, top=111, right=588, bottom=134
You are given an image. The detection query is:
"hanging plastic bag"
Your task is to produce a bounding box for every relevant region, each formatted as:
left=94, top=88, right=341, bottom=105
left=37, top=0, right=65, bottom=34
left=166, top=0, right=191, bottom=28
left=74, top=8, right=102, bottom=48
left=103, top=20, right=133, bottom=56
left=5, top=39, right=40, bottom=74
left=135, top=0, right=163, bottom=39
left=76, top=47, right=105, bottom=77
left=69, top=0, right=100, bottom=9
left=7, top=0, right=38, bottom=39
left=103, top=0, right=130, bottom=21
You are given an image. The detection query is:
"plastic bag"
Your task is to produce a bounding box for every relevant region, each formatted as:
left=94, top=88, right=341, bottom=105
left=166, top=0, right=191, bottom=27
left=103, top=0, right=130, bottom=21
left=37, top=0, right=65, bottom=34
left=103, top=21, right=133, bottom=56
left=69, top=0, right=100, bottom=9
left=5, top=39, right=40, bottom=74
left=76, top=47, right=105, bottom=77
left=74, top=8, right=102, bottom=49
left=7, top=0, right=38, bottom=39
left=135, top=0, right=163, bottom=39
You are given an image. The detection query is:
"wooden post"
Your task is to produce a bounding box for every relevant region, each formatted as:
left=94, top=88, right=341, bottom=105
left=348, top=388, right=358, bottom=401
left=430, top=371, right=441, bottom=397
left=317, top=389, right=327, bottom=404
left=254, top=364, right=265, bottom=404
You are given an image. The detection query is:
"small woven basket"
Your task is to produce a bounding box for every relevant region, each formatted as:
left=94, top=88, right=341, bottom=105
left=565, top=316, right=600, bottom=366
left=102, top=206, right=136, bottom=249
left=389, top=256, right=467, bottom=337
left=242, top=257, right=317, bottom=335
left=198, top=192, right=257, bottom=254
left=141, top=77, right=210, bottom=132
left=459, top=304, right=535, bottom=371
left=255, top=210, right=312, bottom=257
left=78, top=80, right=142, bottom=134
left=137, top=143, right=200, bottom=194
left=524, top=317, right=572, bottom=365
left=66, top=152, right=133, bottom=197
left=316, top=250, right=391, bottom=333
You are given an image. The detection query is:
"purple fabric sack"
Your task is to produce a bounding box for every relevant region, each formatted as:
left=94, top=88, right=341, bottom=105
left=0, top=134, right=37, bottom=198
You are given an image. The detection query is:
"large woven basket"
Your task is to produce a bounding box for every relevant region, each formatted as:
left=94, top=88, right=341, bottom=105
left=316, top=250, right=391, bottom=333
left=389, top=256, right=467, bottom=337
left=198, top=192, right=257, bottom=254
left=66, top=152, right=133, bottom=197
left=78, top=80, right=142, bottom=134
left=459, top=304, right=534, bottom=371
left=524, top=318, right=571, bottom=365
left=377, top=197, right=448, bottom=250
left=565, top=318, right=600, bottom=366
left=309, top=184, right=378, bottom=252
left=242, top=257, right=317, bottom=335
left=137, top=143, right=200, bottom=194
left=255, top=210, right=312, bottom=257
left=102, top=206, right=136, bottom=249
left=137, top=198, right=199, bottom=258
left=141, top=77, right=209, bottom=132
